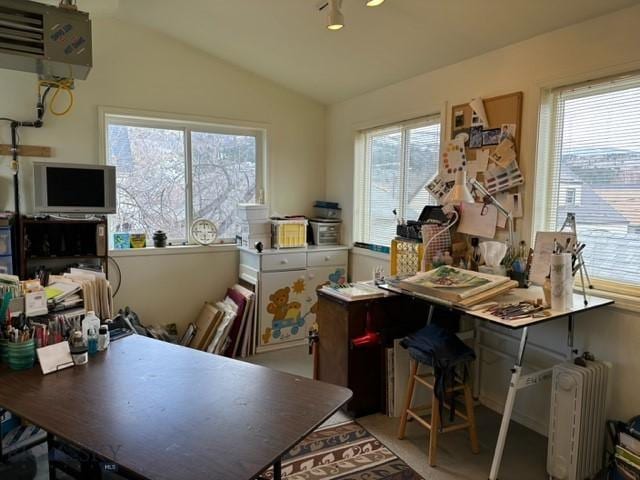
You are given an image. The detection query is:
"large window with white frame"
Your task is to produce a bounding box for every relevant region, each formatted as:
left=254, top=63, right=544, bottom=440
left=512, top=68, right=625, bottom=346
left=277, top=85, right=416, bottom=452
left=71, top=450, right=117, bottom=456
left=536, top=72, right=640, bottom=291
left=103, top=111, right=265, bottom=245
left=355, top=115, right=441, bottom=247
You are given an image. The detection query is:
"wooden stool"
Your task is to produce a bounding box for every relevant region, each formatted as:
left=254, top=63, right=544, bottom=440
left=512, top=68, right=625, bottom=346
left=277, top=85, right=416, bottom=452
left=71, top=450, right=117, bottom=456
left=397, top=359, right=479, bottom=466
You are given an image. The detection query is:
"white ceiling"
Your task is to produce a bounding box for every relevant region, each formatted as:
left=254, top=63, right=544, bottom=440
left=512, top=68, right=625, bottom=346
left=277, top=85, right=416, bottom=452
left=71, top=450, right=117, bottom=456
left=76, top=0, right=639, bottom=104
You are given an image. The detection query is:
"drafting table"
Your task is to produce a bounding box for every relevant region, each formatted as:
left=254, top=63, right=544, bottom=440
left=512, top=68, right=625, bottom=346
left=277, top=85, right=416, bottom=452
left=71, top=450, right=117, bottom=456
left=379, top=281, right=613, bottom=480
left=0, top=335, right=351, bottom=480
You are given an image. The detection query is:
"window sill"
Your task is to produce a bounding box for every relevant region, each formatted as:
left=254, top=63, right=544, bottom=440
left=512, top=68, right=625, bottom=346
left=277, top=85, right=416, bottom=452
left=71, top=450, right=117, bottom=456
left=351, top=246, right=390, bottom=261
left=576, top=286, right=640, bottom=313
left=109, top=244, right=238, bottom=258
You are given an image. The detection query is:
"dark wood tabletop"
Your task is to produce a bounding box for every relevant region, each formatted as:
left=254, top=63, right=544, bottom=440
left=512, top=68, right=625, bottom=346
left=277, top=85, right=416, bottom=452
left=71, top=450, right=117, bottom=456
left=0, top=335, right=352, bottom=480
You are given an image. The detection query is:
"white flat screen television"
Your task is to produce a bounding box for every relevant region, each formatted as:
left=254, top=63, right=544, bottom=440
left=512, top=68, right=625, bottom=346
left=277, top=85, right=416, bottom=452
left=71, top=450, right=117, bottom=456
left=33, top=162, right=117, bottom=214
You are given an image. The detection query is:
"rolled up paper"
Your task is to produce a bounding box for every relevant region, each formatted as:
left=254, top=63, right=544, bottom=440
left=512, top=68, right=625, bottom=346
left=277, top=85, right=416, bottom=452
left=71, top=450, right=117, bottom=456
left=550, top=253, right=573, bottom=311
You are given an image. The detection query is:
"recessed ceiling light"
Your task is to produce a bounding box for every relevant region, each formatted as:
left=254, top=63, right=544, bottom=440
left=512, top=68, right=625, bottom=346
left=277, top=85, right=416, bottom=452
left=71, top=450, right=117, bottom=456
left=365, top=0, right=385, bottom=6
left=327, top=0, right=344, bottom=30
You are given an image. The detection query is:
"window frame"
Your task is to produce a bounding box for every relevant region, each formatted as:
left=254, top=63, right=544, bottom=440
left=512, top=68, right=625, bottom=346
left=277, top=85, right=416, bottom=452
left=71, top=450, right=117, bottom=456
left=98, top=107, right=268, bottom=245
left=534, top=71, right=640, bottom=297
left=354, top=114, right=441, bottom=247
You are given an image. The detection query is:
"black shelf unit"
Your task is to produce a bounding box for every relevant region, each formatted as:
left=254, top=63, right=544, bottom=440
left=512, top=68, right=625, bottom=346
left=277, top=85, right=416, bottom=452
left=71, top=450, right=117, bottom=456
left=19, top=216, right=108, bottom=279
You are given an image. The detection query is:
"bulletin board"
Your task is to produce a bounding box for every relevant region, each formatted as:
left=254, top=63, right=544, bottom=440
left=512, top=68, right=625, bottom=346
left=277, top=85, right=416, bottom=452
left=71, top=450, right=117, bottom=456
left=450, top=91, right=523, bottom=162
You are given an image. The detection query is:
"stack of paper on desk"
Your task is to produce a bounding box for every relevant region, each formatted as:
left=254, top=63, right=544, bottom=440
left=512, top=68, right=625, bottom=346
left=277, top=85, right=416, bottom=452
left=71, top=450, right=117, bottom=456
left=397, top=266, right=517, bottom=307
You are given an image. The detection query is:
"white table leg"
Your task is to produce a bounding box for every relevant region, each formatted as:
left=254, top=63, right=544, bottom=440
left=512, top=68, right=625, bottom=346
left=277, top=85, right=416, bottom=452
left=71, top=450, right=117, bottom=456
left=489, top=326, right=529, bottom=480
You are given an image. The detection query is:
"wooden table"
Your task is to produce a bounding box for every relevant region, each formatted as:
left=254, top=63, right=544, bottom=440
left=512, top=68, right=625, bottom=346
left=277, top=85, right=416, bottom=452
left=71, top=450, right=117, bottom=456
left=0, top=335, right=352, bottom=480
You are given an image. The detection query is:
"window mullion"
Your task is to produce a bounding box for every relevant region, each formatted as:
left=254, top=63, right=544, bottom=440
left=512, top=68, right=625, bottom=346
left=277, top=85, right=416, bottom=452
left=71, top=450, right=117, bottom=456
left=398, top=126, right=409, bottom=221
left=185, top=127, right=193, bottom=243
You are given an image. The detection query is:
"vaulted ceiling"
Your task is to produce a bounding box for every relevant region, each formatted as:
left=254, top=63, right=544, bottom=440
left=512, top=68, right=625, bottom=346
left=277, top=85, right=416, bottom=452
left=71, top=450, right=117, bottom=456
left=74, top=0, right=640, bottom=103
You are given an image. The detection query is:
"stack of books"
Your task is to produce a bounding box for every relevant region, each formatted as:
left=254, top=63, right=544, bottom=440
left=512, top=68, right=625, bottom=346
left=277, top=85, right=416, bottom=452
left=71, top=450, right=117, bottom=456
left=616, top=432, right=640, bottom=479
left=320, top=282, right=386, bottom=302
left=396, top=266, right=517, bottom=308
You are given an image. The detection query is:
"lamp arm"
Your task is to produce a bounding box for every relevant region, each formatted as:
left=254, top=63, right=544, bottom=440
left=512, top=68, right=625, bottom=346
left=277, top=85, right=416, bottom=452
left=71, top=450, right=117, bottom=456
left=468, top=179, right=515, bottom=252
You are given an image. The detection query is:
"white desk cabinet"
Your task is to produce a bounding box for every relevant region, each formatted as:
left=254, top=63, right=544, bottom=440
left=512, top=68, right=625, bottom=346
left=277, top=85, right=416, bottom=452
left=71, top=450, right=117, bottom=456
left=238, top=245, right=348, bottom=352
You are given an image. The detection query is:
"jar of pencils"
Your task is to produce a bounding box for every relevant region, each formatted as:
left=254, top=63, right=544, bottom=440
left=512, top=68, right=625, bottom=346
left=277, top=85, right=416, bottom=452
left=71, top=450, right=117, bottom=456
left=7, top=338, right=36, bottom=370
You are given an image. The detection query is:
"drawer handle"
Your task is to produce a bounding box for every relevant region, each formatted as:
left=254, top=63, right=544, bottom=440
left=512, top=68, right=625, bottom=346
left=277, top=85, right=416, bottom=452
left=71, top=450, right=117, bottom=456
left=324, top=256, right=331, bottom=261
left=280, top=259, right=288, bottom=264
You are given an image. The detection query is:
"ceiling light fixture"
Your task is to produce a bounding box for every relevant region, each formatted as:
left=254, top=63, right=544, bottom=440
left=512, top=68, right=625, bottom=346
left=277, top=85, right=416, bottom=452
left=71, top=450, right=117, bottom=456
left=365, top=0, right=385, bottom=6
left=327, top=0, right=344, bottom=31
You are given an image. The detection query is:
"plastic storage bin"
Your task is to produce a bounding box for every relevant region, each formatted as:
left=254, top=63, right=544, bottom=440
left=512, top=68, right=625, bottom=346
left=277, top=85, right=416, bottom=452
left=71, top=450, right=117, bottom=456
left=310, top=220, right=341, bottom=246
left=271, top=219, right=307, bottom=249
left=0, top=227, right=11, bottom=256
left=313, top=206, right=342, bottom=220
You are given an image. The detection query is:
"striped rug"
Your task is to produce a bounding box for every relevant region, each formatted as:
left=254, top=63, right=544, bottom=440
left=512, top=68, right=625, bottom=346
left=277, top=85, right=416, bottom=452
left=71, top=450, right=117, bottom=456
left=263, top=420, right=424, bottom=480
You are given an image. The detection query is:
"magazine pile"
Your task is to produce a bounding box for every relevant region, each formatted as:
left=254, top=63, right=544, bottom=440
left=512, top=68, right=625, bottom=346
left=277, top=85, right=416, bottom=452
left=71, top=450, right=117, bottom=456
left=396, top=266, right=517, bottom=308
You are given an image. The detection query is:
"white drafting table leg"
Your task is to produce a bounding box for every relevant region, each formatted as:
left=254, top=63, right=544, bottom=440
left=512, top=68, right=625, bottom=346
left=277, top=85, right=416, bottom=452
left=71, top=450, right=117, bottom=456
left=473, top=318, right=481, bottom=398
left=566, top=314, right=576, bottom=360
left=488, top=326, right=529, bottom=480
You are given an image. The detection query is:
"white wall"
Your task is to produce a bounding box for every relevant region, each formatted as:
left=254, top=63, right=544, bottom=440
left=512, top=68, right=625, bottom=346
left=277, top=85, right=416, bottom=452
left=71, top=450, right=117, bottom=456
left=0, top=17, right=326, bottom=330
left=329, top=6, right=640, bottom=425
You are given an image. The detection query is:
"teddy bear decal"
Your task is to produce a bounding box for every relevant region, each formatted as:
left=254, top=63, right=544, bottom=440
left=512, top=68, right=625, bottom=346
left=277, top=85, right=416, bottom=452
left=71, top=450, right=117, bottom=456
left=261, top=268, right=346, bottom=345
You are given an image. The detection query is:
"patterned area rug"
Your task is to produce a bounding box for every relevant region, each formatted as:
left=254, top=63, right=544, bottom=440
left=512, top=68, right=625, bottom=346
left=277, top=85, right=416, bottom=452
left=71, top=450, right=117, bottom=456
left=263, top=420, right=424, bottom=480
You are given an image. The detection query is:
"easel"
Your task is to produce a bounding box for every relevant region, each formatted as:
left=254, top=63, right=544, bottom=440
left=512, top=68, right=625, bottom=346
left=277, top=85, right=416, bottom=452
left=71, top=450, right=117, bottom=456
left=559, top=212, right=593, bottom=305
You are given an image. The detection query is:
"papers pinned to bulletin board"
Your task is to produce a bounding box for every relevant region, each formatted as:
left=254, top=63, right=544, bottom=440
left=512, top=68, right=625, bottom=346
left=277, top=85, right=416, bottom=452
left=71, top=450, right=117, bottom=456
left=457, top=202, right=498, bottom=239
left=449, top=92, right=523, bottom=192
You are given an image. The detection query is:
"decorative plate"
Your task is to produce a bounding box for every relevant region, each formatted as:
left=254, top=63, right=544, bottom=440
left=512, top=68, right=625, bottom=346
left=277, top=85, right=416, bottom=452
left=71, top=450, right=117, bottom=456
left=190, top=218, right=217, bottom=245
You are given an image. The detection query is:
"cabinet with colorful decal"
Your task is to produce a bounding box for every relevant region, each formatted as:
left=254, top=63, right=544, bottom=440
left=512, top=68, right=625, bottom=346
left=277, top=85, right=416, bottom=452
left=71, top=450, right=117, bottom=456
left=247, top=247, right=348, bottom=352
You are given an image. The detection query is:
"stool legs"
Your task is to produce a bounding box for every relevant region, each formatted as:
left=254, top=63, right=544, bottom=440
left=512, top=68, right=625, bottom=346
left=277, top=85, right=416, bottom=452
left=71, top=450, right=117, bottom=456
left=428, top=392, right=440, bottom=466
left=464, top=382, right=480, bottom=454
left=397, top=359, right=418, bottom=439
left=397, top=360, right=480, bottom=468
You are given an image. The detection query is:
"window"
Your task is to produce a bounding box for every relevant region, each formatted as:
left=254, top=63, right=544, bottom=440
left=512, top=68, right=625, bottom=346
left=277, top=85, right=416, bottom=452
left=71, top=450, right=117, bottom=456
left=103, top=112, right=265, bottom=244
left=536, top=72, right=640, bottom=290
left=564, top=187, right=577, bottom=206
left=356, top=116, right=441, bottom=247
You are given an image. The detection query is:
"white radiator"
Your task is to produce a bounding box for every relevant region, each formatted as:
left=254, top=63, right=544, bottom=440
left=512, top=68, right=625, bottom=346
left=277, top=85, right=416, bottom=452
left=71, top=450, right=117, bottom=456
left=547, top=360, right=611, bottom=480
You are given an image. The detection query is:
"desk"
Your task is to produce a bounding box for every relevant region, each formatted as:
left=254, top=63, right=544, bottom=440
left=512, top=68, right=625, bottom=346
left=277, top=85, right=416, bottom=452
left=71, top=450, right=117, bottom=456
left=379, top=282, right=613, bottom=480
left=0, top=335, right=352, bottom=480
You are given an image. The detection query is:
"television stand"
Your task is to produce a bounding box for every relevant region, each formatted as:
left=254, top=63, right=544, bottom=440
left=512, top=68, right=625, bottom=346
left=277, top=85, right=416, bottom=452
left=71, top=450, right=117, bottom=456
left=18, top=216, right=108, bottom=279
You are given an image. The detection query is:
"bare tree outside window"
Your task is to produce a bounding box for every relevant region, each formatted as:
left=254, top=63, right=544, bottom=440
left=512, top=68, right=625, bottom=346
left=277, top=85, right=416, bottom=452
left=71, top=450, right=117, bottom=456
left=106, top=115, right=262, bottom=244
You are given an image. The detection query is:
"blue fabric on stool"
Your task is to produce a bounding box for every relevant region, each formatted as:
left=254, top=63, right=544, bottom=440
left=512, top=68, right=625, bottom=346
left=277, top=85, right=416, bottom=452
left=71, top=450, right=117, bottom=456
left=400, top=324, right=475, bottom=424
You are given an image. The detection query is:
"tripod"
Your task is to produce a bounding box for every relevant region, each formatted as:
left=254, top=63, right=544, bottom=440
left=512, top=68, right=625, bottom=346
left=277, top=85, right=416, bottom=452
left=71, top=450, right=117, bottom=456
left=559, top=212, right=593, bottom=305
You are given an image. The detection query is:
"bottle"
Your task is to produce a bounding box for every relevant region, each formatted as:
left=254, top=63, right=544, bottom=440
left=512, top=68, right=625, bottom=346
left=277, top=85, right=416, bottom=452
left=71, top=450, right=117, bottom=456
left=98, top=325, right=110, bottom=351
left=70, top=331, right=88, bottom=366
left=82, top=311, right=100, bottom=343
left=443, top=251, right=454, bottom=266
left=87, top=328, right=98, bottom=356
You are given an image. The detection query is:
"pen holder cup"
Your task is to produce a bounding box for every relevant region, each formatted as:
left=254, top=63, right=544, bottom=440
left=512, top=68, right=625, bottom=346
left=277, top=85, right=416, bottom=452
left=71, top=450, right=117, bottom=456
left=509, top=270, right=529, bottom=288
left=7, top=339, right=36, bottom=371
left=0, top=338, right=8, bottom=364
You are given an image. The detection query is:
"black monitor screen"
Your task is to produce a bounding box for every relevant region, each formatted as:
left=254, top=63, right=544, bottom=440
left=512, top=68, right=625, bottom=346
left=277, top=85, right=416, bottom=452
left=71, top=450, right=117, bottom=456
left=46, top=167, right=105, bottom=207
